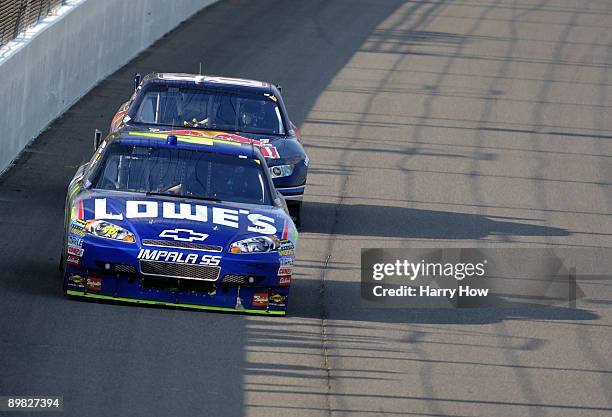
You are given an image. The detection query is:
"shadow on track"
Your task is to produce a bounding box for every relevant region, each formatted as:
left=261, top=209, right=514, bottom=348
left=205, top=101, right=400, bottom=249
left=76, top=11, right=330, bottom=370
left=301, top=201, right=570, bottom=239
left=289, top=272, right=599, bottom=325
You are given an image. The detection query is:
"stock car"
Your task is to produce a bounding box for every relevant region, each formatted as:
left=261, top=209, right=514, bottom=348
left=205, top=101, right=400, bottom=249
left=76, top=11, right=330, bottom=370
left=109, top=73, right=309, bottom=226
left=61, top=130, right=298, bottom=315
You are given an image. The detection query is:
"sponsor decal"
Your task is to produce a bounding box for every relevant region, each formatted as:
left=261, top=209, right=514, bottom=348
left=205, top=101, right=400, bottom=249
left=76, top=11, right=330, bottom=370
left=279, top=257, right=293, bottom=267
left=137, top=249, right=221, bottom=266
left=280, top=240, right=294, bottom=250
left=70, top=219, right=87, bottom=236
left=214, top=133, right=279, bottom=159
left=252, top=293, right=269, bottom=307
left=159, top=228, right=208, bottom=242
left=67, top=245, right=84, bottom=257
left=68, top=274, right=85, bottom=288
left=279, top=240, right=295, bottom=257
left=70, top=219, right=86, bottom=230
left=278, top=266, right=293, bottom=276
left=93, top=199, right=278, bottom=235
left=279, top=276, right=291, bottom=287
left=70, top=228, right=86, bottom=237
left=86, top=277, right=102, bottom=291
left=68, top=235, right=83, bottom=247
left=257, top=145, right=280, bottom=159
left=269, top=292, right=286, bottom=307
left=67, top=255, right=81, bottom=267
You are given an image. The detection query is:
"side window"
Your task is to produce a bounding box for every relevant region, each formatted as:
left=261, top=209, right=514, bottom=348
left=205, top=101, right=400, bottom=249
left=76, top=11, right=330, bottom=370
left=98, top=155, right=120, bottom=190
left=137, top=94, right=158, bottom=123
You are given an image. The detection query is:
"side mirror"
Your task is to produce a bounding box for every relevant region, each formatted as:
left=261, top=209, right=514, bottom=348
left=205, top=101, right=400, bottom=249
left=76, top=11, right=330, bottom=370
left=276, top=84, right=282, bottom=94
left=133, top=73, right=141, bottom=92
left=93, top=129, right=102, bottom=150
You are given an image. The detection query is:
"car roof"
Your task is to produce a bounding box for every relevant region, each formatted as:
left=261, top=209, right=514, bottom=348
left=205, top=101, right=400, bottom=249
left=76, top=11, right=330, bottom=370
left=145, top=73, right=273, bottom=94
left=113, top=130, right=258, bottom=159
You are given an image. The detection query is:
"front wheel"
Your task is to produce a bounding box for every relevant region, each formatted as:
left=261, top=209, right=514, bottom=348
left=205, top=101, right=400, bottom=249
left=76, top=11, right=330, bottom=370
left=288, top=201, right=302, bottom=230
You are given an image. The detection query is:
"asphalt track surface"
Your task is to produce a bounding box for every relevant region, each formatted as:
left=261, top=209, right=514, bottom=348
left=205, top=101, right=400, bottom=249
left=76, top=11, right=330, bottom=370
left=1, top=1, right=612, bottom=416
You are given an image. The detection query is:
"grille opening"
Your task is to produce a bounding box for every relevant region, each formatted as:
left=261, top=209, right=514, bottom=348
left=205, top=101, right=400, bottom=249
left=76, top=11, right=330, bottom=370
left=222, top=274, right=247, bottom=285
left=140, top=260, right=220, bottom=281
left=114, top=264, right=137, bottom=274
left=139, top=277, right=216, bottom=294
left=221, top=274, right=266, bottom=287
left=94, top=262, right=137, bottom=275
left=179, top=280, right=216, bottom=294
left=141, top=276, right=178, bottom=291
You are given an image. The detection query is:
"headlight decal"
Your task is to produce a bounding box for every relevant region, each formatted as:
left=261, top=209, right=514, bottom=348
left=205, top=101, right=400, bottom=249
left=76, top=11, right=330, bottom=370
left=85, top=220, right=136, bottom=243
left=229, top=235, right=280, bottom=254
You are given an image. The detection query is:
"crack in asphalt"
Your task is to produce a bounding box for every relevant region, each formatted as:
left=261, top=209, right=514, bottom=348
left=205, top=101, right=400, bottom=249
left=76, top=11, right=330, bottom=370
left=320, top=252, right=333, bottom=417
left=317, top=135, right=354, bottom=416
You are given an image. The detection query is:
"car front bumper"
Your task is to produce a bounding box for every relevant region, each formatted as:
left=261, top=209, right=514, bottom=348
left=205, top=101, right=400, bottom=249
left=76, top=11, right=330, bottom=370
left=276, top=185, right=305, bottom=201
left=63, top=238, right=292, bottom=314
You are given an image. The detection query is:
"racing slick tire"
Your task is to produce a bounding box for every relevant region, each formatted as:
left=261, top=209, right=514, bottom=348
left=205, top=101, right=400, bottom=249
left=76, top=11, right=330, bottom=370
left=289, top=201, right=302, bottom=229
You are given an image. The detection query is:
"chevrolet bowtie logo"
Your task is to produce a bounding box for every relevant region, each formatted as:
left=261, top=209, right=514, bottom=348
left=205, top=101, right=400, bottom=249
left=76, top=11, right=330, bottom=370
left=159, top=228, right=209, bottom=242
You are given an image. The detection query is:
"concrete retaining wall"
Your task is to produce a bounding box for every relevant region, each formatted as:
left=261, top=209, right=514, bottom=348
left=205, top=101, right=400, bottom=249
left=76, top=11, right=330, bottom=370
left=0, top=0, right=219, bottom=174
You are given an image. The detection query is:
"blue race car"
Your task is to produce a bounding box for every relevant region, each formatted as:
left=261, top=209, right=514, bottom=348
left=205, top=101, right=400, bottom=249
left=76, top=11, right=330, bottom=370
left=110, top=73, right=309, bottom=226
left=61, top=130, right=297, bottom=315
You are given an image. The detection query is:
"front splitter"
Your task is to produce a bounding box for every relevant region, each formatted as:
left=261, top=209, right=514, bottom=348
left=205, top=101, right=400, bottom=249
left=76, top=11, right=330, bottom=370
left=66, top=290, right=286, bottom=315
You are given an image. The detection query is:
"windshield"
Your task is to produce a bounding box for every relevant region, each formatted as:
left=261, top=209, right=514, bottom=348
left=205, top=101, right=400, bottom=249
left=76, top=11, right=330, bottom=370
left=92, top=143, right=273, bottom=205
left=133, top=87, right=286, bottom=135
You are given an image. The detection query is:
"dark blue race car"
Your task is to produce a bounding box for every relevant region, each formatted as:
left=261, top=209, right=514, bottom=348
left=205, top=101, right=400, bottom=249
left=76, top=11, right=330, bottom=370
left=61, top=130, right=297, bottom=315
left=110, top=73, right=309, bottom=225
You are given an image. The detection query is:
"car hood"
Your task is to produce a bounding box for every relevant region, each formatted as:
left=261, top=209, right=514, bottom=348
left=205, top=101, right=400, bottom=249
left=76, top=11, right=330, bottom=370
left=78, top=191, right=292, bottom=249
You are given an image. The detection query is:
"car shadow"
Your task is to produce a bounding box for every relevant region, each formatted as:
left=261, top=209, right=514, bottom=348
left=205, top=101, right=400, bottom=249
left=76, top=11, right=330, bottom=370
left=289, top=275, right=600, bottom=324
left=301, top=201, right=570, bottom=239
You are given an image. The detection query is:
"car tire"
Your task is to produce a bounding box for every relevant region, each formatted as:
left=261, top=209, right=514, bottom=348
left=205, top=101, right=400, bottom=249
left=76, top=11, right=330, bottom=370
left=289, top=201, right=302, bottom=230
